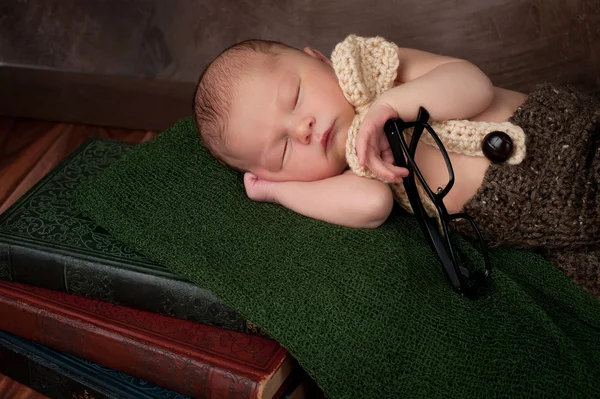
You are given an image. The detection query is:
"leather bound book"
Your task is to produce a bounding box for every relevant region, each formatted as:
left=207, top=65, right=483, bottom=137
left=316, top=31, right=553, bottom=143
left=0, top=138, right=262, bottom=335
left=0, top=330, right=314, bottom=399
left=0, top=281, right=296, bottom=399
left=0, top=330, right=190, bottom=399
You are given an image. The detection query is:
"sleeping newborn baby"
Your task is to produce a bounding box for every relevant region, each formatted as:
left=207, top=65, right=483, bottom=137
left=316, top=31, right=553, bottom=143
left=193, top=36, right=522, bottom=227
left=194, top=35, right=599, bottom=297
left=193, top=39, right=376, bottom=228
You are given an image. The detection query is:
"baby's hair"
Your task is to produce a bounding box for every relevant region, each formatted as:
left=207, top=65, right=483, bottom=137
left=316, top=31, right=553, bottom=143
left=193, top=39, right=298, bottom=170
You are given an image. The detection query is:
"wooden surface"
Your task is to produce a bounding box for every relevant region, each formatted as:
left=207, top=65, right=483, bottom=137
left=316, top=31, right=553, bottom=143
left=1, top=0, right=599, bottom=92
left=0, top=117, right=157, bottom=395
left=0, top=116, right=158, bottom=214
left=0, top=66, right=195, bottom=132
left=0, top=375, right=48, bottom=399
left=1, top=0, right=599, bottom=129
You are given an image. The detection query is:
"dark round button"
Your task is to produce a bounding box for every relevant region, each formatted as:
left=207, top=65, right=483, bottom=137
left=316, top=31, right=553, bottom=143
left=482, top=131, right=513, bottom=163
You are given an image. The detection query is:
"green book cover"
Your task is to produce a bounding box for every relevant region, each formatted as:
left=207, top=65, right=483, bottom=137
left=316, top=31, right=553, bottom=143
left=0, top=138, right=259, bottom=334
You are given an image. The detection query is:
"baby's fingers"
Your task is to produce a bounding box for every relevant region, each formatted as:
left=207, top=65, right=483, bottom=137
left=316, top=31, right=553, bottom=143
left=381, top=148, right=410, bottom=181
left=355, top=125, right=379, bottom=167
left=356, top=103, right=398, bottom=165
left=365, top=151, right=408, bottom=183
left=243, top=172, right=258, bottom=186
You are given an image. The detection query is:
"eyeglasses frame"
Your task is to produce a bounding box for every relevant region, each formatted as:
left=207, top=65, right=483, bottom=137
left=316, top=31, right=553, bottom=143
left=383, top=107, right=491, bottom=297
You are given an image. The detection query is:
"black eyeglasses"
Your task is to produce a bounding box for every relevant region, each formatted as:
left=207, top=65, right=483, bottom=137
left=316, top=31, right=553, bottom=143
left=384, top=107, right=491, bottom=298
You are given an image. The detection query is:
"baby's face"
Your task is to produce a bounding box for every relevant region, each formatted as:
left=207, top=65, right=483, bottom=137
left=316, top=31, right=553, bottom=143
left=225, top=48, right=355, bottom=182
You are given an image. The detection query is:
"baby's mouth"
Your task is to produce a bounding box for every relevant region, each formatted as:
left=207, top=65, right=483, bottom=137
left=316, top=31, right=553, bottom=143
left=321, top=124, right=334, bottom=150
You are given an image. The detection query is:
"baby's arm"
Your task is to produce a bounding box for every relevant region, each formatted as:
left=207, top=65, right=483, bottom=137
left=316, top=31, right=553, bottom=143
left=357, top=48, right=495, bottom=181
left=391, top=47, right=494, bottom=121
left=244, top=171, right=393, bottom=229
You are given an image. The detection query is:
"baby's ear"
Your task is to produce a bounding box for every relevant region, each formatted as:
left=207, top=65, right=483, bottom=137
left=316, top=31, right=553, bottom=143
left=303, top=47, right=333, bottom=67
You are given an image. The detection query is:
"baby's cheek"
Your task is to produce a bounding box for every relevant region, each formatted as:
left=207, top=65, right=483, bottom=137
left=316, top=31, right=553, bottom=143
left=313, top=164, right=344, bottom=181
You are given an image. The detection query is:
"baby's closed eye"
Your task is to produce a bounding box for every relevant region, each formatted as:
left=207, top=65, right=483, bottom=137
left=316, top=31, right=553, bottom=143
left=282, top=138, right=290, bottom=165
left=293, top=79, right=301, bottom=109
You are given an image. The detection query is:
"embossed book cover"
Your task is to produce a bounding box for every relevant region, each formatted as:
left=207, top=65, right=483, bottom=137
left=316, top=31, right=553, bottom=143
left=0, top=280, right=296, bottom=399
left=0, top=138, right=261, bottom=334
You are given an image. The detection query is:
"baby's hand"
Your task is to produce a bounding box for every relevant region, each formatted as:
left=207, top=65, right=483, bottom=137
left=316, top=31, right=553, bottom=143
left=244, top=173, right=276, bottom=203
left=356, top=96, right=409, bottom=183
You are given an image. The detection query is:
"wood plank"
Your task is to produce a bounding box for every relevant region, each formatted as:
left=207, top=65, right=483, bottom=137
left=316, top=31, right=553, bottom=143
left=0, top=122, right=68, bottom=206
left=0, top=119, right=157, bottom=215
left=1, top=0, right=598, bottom=89
left=0, top=66, right=194, bottom=132
left=0, top=373, right=49, bottom=399
left=0, top=125, right=74, bottom=214
left=1, top=0, right=598, bottom=129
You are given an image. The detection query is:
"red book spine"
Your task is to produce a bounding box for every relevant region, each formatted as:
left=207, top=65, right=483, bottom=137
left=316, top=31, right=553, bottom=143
left=0, top=281, right=292, bottom=399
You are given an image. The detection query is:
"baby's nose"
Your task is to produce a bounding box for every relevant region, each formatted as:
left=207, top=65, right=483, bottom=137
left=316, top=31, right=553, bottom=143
left=293, top=116, right=315, bottom=144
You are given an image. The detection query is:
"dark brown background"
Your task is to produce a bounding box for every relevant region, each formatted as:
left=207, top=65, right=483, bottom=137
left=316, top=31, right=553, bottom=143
left=1, top=0, right=599, bottom=130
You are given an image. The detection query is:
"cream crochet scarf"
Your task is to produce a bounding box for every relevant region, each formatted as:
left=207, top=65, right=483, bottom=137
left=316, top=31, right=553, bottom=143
left=330, top=35, right=526, bottom=215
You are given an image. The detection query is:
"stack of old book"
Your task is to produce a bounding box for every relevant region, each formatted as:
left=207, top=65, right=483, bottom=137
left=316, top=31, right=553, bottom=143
left=0, top=137, right=320, bottom=398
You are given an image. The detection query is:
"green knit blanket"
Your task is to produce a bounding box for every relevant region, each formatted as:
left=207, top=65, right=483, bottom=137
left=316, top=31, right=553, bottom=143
left=76, top=118, right=600, bottom=399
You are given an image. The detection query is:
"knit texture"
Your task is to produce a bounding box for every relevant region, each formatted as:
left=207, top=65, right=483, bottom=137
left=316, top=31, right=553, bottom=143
left=332, top=35, right=526, bottom=215
left=455, top=83, right=600, bottom=298
left=76, top=118, right=600, bottom=399
left=331, top=35, right=600, bottom=297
